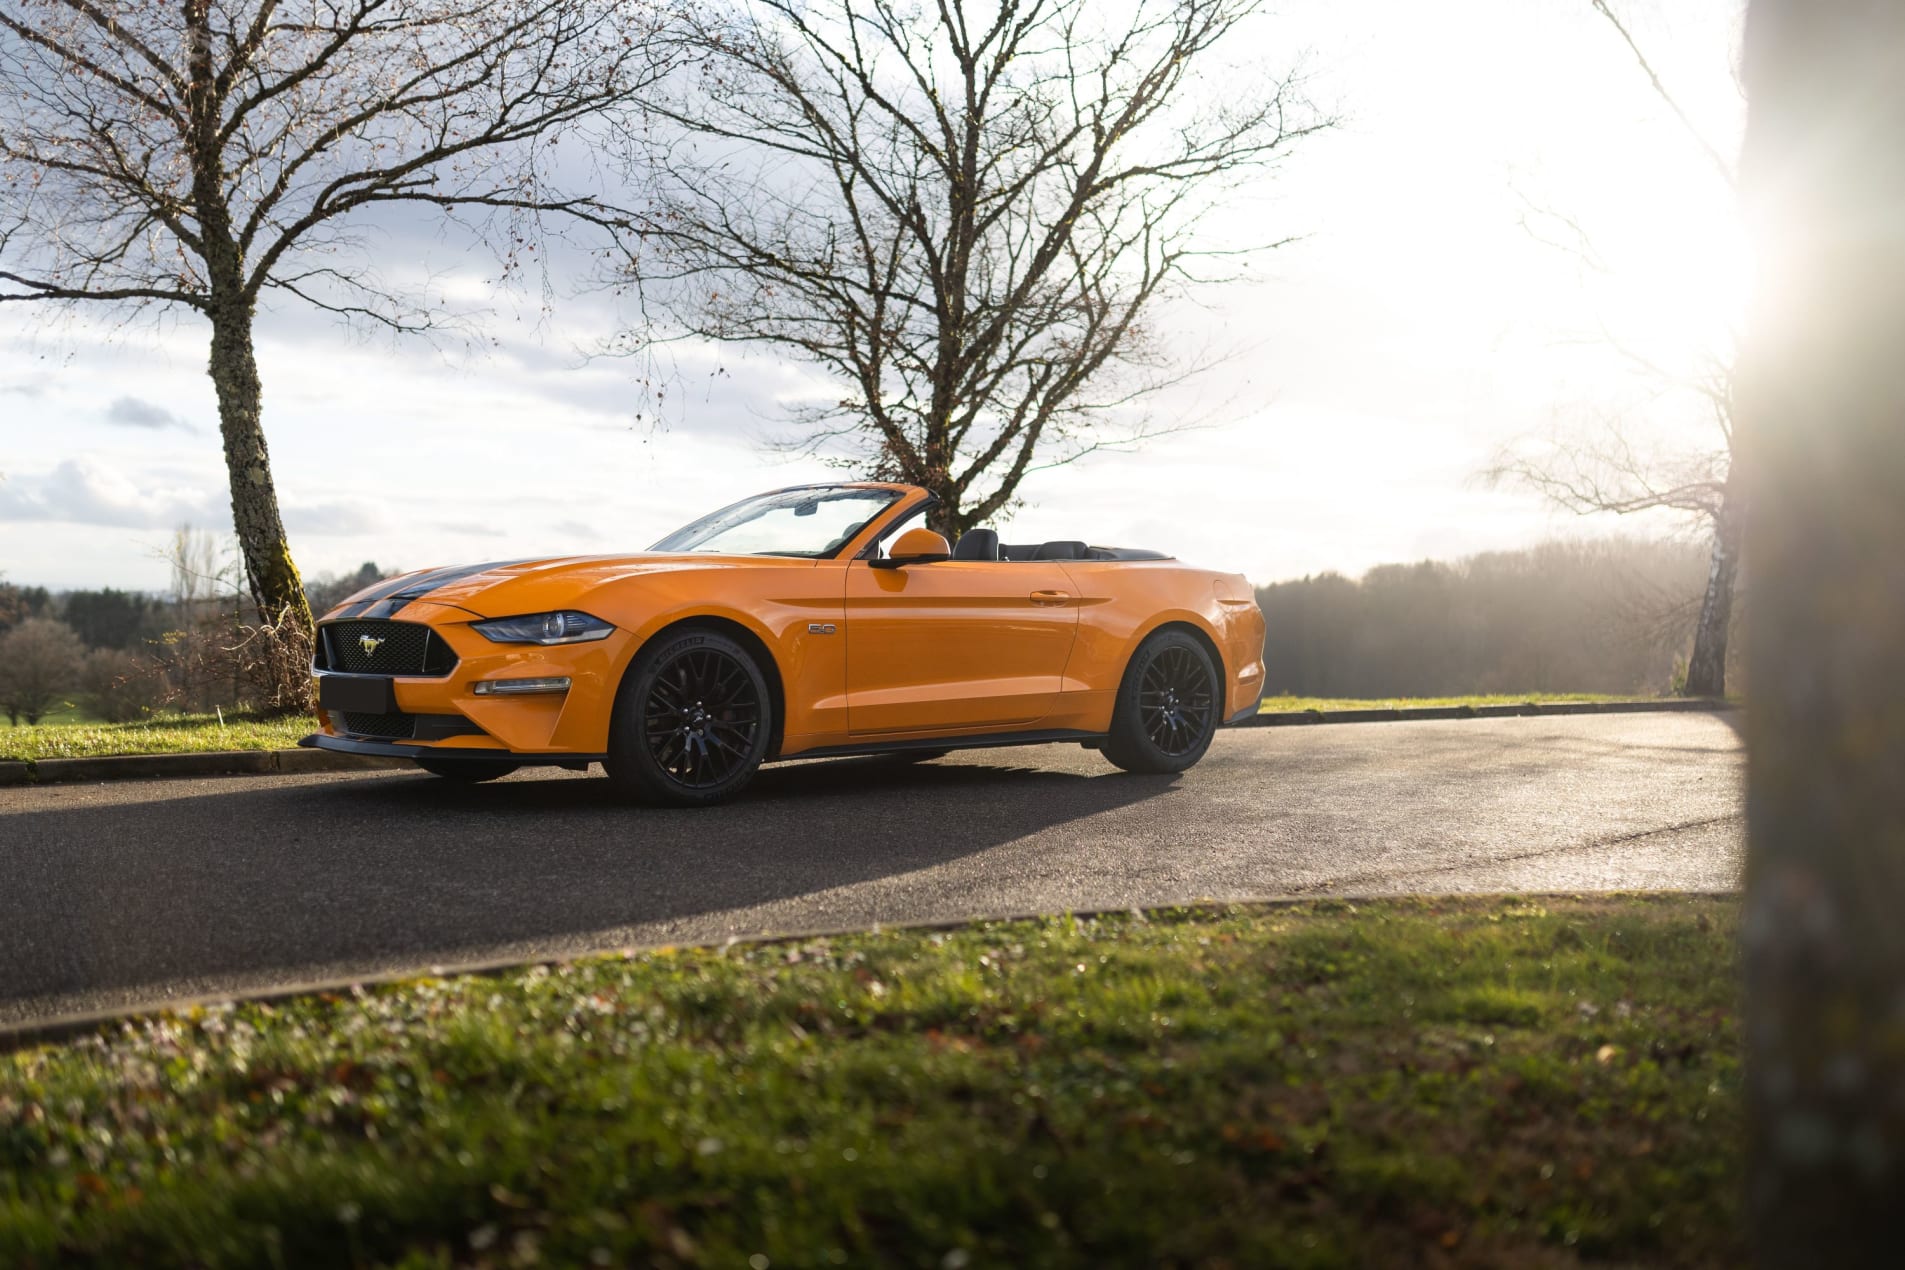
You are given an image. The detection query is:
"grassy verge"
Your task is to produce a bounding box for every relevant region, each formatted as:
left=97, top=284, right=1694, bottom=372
left=0, top=896, right=1741, bottom=1268
left=1258, top=693, right=1629, bottom=714
left=0, top=714, right=313, bottom=763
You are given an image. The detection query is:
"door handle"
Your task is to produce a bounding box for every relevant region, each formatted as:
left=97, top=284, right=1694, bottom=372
left=1030, top=590, right=1071, bottom=606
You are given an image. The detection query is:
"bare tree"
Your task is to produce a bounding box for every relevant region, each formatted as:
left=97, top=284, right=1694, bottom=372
left=0, top=0, right=669, bottom=669
left=619, top=0, right=1326, bottom=537
left=0, top=617, right=84, bottom=724
left=164, top=524, right=231, bottom=621
left=1489, top=0, right=1743, bottom=698
left=1740, top=0, right=1905, bottom=1260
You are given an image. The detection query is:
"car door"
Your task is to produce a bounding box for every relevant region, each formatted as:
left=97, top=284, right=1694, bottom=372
left=844, top=557, right=1080, bottom=735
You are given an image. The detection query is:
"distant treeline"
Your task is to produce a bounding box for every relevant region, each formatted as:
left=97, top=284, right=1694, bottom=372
left=0, top=561, right=392, bottom=651
left=0, top=560, right=395, bottom=723
left=5, top=541, right=1728, bottom=709
left=1257, top=537, right=1738, bottom=698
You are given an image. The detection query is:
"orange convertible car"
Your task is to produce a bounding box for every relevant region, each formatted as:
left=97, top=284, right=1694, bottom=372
left=304, top=483, right=1265, bottom=804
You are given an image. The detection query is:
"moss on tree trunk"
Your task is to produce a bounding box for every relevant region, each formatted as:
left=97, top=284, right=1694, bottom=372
left=205, top=298, right=310, bottom=641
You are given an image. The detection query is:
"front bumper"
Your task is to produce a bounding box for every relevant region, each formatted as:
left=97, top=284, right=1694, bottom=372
left=311, top=601, right=631, bottom=755
left=300, top=732, right=606, bottom=766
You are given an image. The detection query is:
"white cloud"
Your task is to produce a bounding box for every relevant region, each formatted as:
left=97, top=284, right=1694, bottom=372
left=0, top=458, right=222, bottom=529
left=104, top=396, right=190, bottom=430
left=283, top=499, right=387, bottom=536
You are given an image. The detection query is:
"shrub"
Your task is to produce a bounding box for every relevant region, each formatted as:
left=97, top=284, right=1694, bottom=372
left=79, top=647, right=162, bottom=722
left=0, top=617, right=83, bottom=724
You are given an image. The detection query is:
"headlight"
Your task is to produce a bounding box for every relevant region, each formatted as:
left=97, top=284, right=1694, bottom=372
left=471, top=611, right=615, bottom=645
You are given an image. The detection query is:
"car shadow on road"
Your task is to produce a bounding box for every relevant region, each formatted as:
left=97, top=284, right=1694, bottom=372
left=0, top=755, right=1178, bottom=1020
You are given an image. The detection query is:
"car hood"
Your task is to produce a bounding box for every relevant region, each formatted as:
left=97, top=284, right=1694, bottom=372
left=325, top=553, right=813, bottom=620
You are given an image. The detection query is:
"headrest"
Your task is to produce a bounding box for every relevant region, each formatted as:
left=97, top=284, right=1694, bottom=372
left=952, top=528, right=1001, bottom=560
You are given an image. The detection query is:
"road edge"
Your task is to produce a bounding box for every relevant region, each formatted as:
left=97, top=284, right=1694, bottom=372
left=0, top=699, right=1736, bottom=787
left=1239, top=698, right=1735, bottom=727
left=0, top=890, right=1737, bottom=1053
left=0, top=748, right=404, bottom=786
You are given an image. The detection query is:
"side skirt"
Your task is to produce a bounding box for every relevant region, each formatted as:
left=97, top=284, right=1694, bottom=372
left=781, top=729, right=1107, bottom=763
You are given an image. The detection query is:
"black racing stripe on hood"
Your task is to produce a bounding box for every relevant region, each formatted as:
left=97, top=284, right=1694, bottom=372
left=331, top=572, right=430, bottom=617
left=330, top=559, right=539, bottom=620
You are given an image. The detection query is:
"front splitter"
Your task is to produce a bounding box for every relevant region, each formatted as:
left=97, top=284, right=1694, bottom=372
left=299, top=734, right=606, bottom=766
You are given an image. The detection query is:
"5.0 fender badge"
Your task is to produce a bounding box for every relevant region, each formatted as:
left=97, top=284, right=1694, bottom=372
left=807, top=623, right=837, bottom=635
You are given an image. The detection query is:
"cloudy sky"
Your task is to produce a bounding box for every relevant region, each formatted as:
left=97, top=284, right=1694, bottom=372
left=0, top=0, right=1747, bottom=594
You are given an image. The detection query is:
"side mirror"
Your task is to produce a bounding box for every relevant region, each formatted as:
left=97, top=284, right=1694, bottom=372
left=870, top=527, right=952, bottom=569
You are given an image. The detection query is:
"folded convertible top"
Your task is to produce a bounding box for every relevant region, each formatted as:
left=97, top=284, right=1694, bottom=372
left=1000, top=541, right=1171, bottom=562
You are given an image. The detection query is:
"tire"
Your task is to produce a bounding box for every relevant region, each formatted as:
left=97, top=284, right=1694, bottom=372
left=606, top=627, right=773, bottom=806
left=1101, top=629, right=1221, bottom=775
left=415, top=757, right=520, bottom=782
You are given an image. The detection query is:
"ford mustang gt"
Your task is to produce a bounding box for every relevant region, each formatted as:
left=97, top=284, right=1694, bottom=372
left=303, top=483, right=1265, bottom=804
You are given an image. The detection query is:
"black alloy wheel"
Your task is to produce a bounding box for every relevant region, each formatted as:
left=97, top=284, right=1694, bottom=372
left=1102, top=629, right=1221, bottom=775
left=607, top=628, right=773, bottom=806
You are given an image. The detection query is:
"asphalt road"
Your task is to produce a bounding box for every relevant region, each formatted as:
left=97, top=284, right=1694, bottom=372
left=0, top=712, right=1743, bottom=1029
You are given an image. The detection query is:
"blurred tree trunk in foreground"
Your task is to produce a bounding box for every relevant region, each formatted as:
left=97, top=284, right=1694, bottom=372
left=1740, top=0, right=1905, bottom=1262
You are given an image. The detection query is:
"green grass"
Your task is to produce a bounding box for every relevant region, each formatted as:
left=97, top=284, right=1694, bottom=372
left=21, top=703, right=101, bottom=726
left=1259, top=693, right=1630, bottom=713
left=0, top=896, right=1743, bottom=1268
left=0, top=713, right=314, bottom=763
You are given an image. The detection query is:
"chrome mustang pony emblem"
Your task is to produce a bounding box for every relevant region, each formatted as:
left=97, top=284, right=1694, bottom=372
left=358, top=634, right=385, bottom=655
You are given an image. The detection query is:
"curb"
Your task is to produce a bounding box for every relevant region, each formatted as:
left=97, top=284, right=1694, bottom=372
left=1238, top=698, right=1734, bottom=728
left=0, top=890, right=1739, bottom=1054
left=0, top=699, right=1738, bottom=786
left=0, top=748, right=404, bottom=787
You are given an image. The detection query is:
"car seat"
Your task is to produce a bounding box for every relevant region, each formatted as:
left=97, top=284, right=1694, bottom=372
left=952, top=528, right=1002, bottom=561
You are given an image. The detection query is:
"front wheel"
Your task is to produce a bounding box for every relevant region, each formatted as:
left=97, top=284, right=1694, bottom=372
left=606, top=628, right=773, bottom=807
left=1101, top=630, right=1220, bottom=775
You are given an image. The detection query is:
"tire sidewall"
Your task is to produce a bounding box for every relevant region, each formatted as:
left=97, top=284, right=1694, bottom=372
left=608, top=628, right=773, bottom=806
left=1107, top=630, right=1220, bottom=774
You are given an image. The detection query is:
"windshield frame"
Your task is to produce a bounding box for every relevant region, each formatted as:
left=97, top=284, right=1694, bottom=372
left=648, top=485, right=913, bottom=560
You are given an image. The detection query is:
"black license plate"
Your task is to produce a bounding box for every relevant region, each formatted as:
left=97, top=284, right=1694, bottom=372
left=319, top=674, right=398, bottom=714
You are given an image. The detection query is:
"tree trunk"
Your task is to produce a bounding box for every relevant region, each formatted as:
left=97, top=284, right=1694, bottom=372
left=207, top=294, right=313, bottom=643
left=181, top=0, right=313, bottom=691
left=1740, top=0, right=1905, bottom=1262
left=1682, top=482, right=1741, bottom=698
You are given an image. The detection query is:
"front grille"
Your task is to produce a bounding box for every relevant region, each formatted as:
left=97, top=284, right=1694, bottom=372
left=342, top=711, right=416, bottom=738
left=320, top=620, right=456, bottom=676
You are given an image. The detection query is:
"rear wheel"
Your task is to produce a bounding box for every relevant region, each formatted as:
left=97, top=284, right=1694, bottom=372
left=415, top=757, right=520, bottom=783
left=606, top=628, right=773, bottom=806
left=1101, top=629, right=1220, bottom=775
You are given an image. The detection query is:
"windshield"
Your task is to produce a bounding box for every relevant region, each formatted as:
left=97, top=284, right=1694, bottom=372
left=650, top=486, right=904, bottom=558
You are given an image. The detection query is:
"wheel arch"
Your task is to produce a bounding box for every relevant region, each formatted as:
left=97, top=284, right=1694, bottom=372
left=613, top=613, right=789, bottom=760
left=1122, top=614, right=1228, bottom=690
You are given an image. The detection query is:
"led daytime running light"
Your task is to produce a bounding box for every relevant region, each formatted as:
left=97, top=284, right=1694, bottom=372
left=472, top=677, right=572, bottom=696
